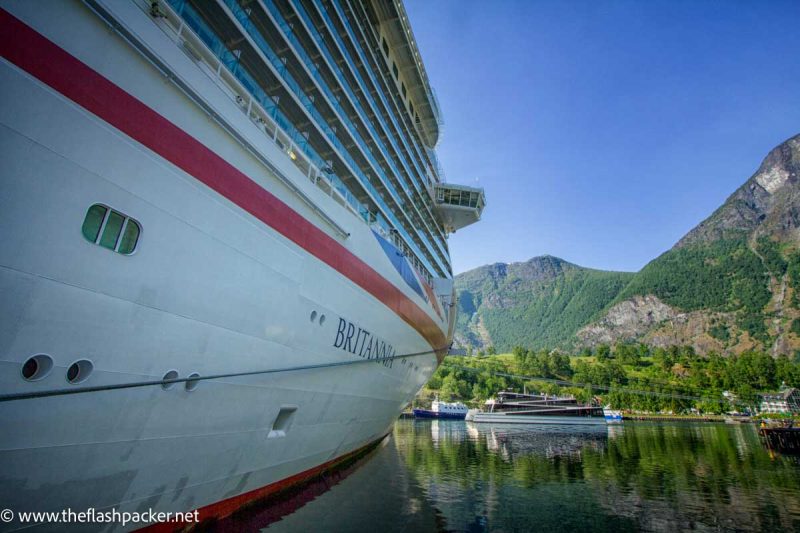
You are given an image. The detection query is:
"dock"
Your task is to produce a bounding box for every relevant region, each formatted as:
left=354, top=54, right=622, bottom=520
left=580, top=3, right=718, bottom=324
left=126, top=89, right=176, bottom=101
left=758, top=427, right=800, bottom=453
left=623, top=414, right=734, bottom=423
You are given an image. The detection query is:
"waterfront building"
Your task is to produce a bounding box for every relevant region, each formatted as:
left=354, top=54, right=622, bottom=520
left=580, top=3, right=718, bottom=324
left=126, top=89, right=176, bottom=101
left=758, top=388, right=800, bottom=415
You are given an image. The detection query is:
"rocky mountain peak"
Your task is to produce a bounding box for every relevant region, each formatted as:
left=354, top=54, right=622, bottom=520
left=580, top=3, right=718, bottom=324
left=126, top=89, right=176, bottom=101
left=676, top=134, right=800, bottom=248
left=459, top=255, right=574, bottom=286
left=511, top=255, right=573, bottom=282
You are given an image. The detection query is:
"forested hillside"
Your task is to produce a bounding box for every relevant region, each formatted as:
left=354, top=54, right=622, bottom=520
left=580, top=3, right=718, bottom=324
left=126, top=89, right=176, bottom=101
left=612, top=237, right=773, bottom=341
left=454, top=256, right=633, bottom=352
left=456, top=134, right=800, bottom=356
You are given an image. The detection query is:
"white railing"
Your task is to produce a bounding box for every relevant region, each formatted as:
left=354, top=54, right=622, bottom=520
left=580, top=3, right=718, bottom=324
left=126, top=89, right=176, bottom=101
left=154, top=0, right=378, bottom=228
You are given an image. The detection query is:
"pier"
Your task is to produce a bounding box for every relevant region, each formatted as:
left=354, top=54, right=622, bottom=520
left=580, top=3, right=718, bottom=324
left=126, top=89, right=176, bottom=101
left=758, top=427, right=800, bottom=453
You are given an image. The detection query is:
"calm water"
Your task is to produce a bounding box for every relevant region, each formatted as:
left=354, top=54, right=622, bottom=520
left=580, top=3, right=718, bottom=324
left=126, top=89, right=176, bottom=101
left=263, top=421, right=800, bottom=532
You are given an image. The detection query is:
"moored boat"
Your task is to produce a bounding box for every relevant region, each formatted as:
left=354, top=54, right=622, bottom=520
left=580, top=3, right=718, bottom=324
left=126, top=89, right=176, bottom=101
left=413, top=397, right=468, bottom=419
left=466, top=391, right=608, bottom=425
left=603, top=407, right=623, bottom=424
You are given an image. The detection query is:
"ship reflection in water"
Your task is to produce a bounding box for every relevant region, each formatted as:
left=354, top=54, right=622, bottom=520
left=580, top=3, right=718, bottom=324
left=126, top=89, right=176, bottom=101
left=263, top=420, right=800, bottom=532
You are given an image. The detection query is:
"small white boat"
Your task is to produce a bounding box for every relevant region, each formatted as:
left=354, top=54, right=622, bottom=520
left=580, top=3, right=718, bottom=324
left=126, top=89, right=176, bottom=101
left=413, top=396, right=468, bottom=419
left=603, top=407, right=623, bottom=424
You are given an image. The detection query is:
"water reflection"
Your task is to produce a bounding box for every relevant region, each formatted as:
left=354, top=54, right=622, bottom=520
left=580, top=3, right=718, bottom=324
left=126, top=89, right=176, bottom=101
left=401, top=421, right=800, bottom=532
left=266, top=421, right=800, bottom=532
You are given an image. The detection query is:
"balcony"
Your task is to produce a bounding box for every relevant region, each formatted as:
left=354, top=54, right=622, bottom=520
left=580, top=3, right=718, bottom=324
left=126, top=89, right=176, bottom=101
left=432, top=184, right=486, bottom=233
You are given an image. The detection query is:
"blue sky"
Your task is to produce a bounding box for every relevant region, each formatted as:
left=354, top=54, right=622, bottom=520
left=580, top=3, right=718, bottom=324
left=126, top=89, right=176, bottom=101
left=405, top=0, right=800, bottom=275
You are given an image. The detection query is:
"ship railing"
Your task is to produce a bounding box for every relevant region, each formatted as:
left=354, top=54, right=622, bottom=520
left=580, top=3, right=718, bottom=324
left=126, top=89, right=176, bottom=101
left=157, top=1, right=376, bottom=225
left=252, top=0, right=450, bottom=271
left=318, top=0, right=433, bottom=197
left=317, top=0, right=451, bottom=259
left=156, top=0, right=454, bottom=290
left=157, top=1, right=416, bottom=233
left=212, top=0, right=449, bottom=277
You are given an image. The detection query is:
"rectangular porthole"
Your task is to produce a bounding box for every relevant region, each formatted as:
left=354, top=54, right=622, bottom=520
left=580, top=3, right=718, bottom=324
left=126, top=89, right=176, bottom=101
left=268, top=405, right=298, bottom=439
left=81, top=204, right=141, bottom=255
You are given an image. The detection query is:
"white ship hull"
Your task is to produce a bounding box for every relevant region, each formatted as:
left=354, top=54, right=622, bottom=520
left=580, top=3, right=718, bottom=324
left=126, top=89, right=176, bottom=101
left=0, top=1, right=453, bottom=529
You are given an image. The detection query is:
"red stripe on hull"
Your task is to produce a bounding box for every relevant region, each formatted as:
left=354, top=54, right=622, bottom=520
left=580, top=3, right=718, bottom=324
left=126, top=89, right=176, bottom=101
left=0, top=9, right=448, bottom=356
left=141, top=434, right=387, bottom=531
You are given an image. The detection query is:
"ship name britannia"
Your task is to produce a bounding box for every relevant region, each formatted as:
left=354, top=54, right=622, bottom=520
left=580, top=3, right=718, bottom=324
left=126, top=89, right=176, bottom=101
left=333, top=318, right=395, bottom=368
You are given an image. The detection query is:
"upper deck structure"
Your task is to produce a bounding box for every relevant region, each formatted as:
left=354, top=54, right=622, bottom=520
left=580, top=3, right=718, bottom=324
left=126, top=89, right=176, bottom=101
left=432, top=183, right=486, bottom=233
left=160, top=0, right=482, bottom=281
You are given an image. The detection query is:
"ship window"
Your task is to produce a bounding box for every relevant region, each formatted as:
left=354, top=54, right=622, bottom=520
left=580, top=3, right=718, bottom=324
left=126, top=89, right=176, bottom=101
left=118, top=220, right=140, bottom=254
left=82, top=204, right=107, bottom=242
left=382, top=37, right=389, bottom=56
left=82, top=204, right=141, bottom=255
left=401, top=83, right=407, bottom=98
left=409, top=102, right=414, bottom=116
left=99, top=211, right=125, bottom=250
left=392, top=62, right=398, bottom=79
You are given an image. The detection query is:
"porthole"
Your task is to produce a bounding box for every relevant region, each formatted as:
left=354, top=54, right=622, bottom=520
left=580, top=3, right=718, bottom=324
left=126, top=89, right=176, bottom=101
left=66, top=359, right=94, bottom=384
left=319, top=314, right=326, bottom=325
left=310, top=310, right=317, bottom=322
left=185, top=372, right=200, bottom=392
left=21, top=354, right=53, bottom=382
left=162, top=370, right=179, bottom=390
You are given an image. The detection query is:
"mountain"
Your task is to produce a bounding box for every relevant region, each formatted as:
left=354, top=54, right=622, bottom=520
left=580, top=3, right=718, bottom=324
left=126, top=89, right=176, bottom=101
left=676, top=135, right=800, bottom=247
left=456, top=133, right=800, bottom=355
left=579, top=133, right=800, bottom=355
left=454, top=256, right=634, bottom=352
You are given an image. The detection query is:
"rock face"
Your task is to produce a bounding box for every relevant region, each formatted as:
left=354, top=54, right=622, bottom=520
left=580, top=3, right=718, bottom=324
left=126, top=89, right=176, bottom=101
left=577, top=296, right=734, bottom=354
left=676, top=134, right=800, bottom=248
left=578, top=295, right=677, bottom=345
left=456, top=134, right=800, bottom=355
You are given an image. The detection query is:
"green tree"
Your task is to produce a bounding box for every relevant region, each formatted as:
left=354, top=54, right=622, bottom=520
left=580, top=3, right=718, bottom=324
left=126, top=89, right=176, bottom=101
left=615, top=343, right=640, bottom=366
left=596, top=344, right=611, bottom=361
left=728, top=352, right=776, bottom=391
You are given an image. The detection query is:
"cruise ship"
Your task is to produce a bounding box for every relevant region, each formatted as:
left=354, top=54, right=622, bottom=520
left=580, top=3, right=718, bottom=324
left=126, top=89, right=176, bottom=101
left=0, top=0, right=484, bottom=529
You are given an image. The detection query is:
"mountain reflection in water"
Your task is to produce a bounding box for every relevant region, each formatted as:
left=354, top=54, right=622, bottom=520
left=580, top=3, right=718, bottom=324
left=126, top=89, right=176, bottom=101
left=265, top=421, right=800, bottom=532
